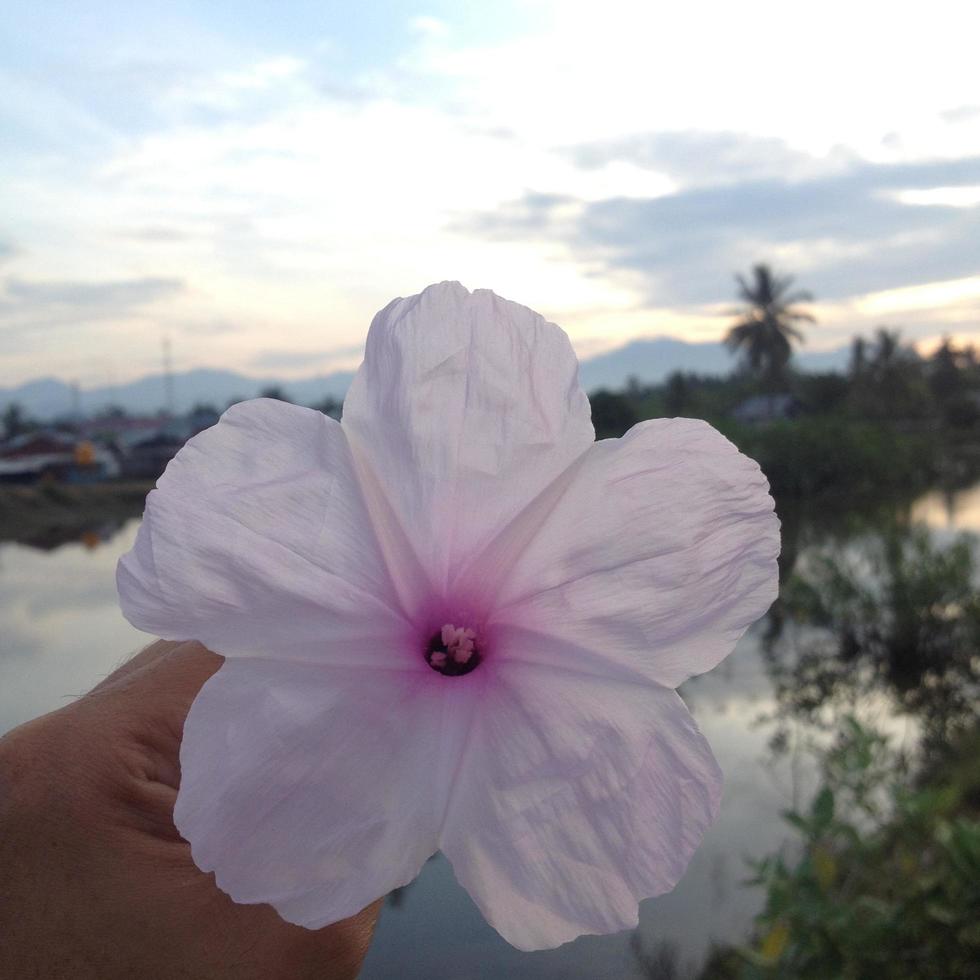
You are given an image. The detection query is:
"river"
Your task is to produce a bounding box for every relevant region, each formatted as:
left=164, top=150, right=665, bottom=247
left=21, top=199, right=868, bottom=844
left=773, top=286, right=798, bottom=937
left=2, top=483, right=978, bottom=978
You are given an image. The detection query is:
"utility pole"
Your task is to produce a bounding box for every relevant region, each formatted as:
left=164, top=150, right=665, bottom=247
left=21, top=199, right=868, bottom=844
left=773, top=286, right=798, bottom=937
left=70, top=380, right=82, bottom=422
left=162, top=334, right=175, bottom=417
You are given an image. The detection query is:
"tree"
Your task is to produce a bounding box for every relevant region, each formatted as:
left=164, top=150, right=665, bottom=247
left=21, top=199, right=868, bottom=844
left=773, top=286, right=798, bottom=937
left=928, top=335, right=976, bottom=401
left=849, top=336, right=868, bottom=379
left=310, top=396, right=343, bottom=418
left=725, top=264, right=814, bottom=388
left=663, top=371, right=690, bottom=416
left=849, top=328, right=930, bottom=419
left=929, top=336, right=980, bottom=428
left=258, top=386, right=291, bottom=403
left=867, top=327, right=911, bottom=375
left=588, top=389, right=638, bottom=439
left=2, top=402, right=29, bottom=439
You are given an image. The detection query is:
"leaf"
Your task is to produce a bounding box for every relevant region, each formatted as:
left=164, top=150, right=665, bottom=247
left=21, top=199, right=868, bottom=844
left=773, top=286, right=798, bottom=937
left=783, top=810, right=811, bottom=834
left=813, top=845, right=837, bottom=891
left=925, top=903, right=959, bottom=925
left=759, top=920, right=790, bottom=962
left=812, top=787, right=835, bottom=829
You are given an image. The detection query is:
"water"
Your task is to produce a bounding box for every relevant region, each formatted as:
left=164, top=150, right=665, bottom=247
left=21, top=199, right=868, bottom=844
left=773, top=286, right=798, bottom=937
left=1, top=488, right=977, bottom=978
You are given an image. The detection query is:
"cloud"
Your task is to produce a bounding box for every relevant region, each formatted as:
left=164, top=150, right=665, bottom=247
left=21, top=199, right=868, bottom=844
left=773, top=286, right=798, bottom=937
left=463, top=143, right=980, bottom=305
left=119, top=226, right=192, bottom=243
left=567, top=130, right=853, bottom=186
left=458, top=191, right=577, bottom=237
left=0, top=275, right=185, bottom=332
left=410, top=16, right=451, bottom=39
left=3, top=6, right=979, bottom=388
left=3, top=276, right=182, bottom=308
left=941, top=105, right=980, bottom=124
left=249, top=344, right=365, bottom=371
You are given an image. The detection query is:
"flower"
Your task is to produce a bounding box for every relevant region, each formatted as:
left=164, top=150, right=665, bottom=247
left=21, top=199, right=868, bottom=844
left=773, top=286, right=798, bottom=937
left=117, top=281, right=779, bottom=951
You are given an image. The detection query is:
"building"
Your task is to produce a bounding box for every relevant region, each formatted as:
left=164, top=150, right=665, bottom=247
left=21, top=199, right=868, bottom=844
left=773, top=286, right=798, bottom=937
left=0, top=431, right=120, bottom=484
left=731, top=393, right=801, bottom=424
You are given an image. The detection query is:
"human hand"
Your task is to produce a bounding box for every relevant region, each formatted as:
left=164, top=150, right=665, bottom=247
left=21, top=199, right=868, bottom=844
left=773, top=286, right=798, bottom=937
left=0, top=640, right=381, bottom=979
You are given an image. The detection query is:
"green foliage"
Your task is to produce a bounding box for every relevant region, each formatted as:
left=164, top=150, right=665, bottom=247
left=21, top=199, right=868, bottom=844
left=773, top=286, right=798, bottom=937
left=703, top=719, right=980, bottom=979
left=585, top=323, right=979, bottom=506
left=718, top=417, right=938, bottom=498
left=664, top=372, right=691, bottom=416
left=589, top=389, right=639, bottom=439
left=771, top=525, right=980, bottom=758
left=725, top=264, right=814, bottom=388
left=2, top=402, right=32, bottom=439
left=310, top=395, right=343, bottom=417
left=258, top=385, right=291, bottom=402
left=929, top=337, right=980, bottom=429
left=793, top=371, right=850, bottom=415
left=848, top=328, right=933, bottom=420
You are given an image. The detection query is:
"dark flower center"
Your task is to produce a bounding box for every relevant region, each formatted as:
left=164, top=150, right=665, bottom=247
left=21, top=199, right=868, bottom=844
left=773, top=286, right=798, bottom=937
left=425, top=623, right=481, bottom=676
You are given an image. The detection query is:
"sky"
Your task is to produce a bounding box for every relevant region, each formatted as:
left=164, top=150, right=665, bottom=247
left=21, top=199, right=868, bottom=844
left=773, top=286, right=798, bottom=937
left=1, top=0, right=979, bottom=388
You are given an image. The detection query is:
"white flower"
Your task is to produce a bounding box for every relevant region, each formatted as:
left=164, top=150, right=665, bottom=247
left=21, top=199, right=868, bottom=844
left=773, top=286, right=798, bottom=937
left=117, top=281, right=780, bottom=950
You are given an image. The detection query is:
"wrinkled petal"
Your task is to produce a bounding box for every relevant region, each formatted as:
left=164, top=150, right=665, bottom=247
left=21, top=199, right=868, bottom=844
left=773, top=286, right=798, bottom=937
left=439, top=655, right=721, bottom=950
left=175, top=658, right=446, bottom=926
left=484, top=418, right=779, bottom=687
left=342, top=281, right=594, bottom=592
left=117, top=399, right=413, bottom=665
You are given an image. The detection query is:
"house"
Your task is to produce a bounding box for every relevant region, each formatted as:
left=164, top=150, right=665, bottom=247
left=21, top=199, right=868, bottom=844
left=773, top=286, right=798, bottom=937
left=0, top=431, right=120, bottom=483
left=731, top=393, right=801, bottom=424
left=118, top=431, right=186, bottom=479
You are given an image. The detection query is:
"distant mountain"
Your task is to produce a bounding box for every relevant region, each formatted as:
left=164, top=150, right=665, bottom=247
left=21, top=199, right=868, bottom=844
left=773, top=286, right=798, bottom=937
left=0, top=368, right=355, bottom=420
left=578, top=337, right=850, bottom=390
left=1, top=337, right=850, bottom=419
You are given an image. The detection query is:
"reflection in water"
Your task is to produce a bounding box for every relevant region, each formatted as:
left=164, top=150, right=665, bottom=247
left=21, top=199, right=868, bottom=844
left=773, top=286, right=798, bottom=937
left=1, top=485, right=978, bottom=979
left=912, top=482, right=980, bottom=533
left=5, top=518, right=130, bottom=553
left=0, top=520, right=150, bottom=735
left=766, top=520, right=980, bottom=764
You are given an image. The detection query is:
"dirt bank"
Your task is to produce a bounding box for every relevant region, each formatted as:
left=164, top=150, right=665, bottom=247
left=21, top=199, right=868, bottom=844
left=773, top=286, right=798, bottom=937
left=0, top=481, right=153, bottom=549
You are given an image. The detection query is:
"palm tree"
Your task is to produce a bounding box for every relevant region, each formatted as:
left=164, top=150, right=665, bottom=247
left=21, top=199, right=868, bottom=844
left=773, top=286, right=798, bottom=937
left=725, top=264, right=814, bottom=387
left=869, top=327, right=905, bottom=370
left=849, top=336, right=868, bottom=379
left=850, top=327, right=929, bottom=419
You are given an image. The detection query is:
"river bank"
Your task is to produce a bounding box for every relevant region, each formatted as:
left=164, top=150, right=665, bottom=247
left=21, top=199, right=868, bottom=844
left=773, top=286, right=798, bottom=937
left=0, top=481, right=152, bottom=549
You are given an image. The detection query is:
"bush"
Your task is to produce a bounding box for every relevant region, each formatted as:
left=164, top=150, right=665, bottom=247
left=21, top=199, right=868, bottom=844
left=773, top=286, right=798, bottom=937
left=589, top=389, right=639, bottom=439
left=717, top=417, right=938, bottom=498
left=703, top=719, right=980, bottom=979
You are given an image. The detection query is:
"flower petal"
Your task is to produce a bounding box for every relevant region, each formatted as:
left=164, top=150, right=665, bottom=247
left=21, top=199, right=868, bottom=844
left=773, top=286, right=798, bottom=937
left=117, top=399, right=413, bottom=666
left=174, top=658, right=444, bottom=926
left=488, top=418, right=779, bottom=688
left=341, top=282, right=594, bottom=591
left=439, top=656, right=721, bottom=951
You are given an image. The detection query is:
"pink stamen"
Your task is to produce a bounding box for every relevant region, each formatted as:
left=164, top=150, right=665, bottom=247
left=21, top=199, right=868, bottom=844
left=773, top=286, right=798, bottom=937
left=426, top=622, right=482, bottom=675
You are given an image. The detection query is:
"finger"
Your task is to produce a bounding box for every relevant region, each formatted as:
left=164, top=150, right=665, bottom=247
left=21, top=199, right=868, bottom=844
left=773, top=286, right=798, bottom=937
left=88, top=639, right=182, bottom=695
left=268, top=898, right=383, bottom=980
left=113, top=640, right=224, bottom=730
left=88, top=642, right=223, bottom=792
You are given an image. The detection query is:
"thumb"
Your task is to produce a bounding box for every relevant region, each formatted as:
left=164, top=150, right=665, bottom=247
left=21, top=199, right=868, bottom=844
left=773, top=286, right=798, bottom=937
left=86, top=640, right=223, bottom=791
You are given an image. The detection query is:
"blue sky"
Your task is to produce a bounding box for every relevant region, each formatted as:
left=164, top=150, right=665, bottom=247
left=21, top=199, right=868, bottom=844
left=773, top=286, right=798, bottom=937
left=1, top=0, right=979, bottom=387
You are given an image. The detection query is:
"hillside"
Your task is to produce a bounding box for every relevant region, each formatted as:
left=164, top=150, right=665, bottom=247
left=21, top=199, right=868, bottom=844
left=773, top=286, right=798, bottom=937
left=2, top=338, right=849, bottom=419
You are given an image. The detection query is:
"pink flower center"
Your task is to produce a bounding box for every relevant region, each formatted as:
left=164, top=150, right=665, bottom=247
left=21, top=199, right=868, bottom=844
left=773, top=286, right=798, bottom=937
left=426, top=623, right=481, bottom=676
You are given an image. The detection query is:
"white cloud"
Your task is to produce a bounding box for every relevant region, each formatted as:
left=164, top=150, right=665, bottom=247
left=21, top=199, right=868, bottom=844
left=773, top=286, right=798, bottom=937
left=893, top=186, right=980, bottom=208
left=2, top=1, right=979, bottom=385
left=409, top=16, right=451, bottom=39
